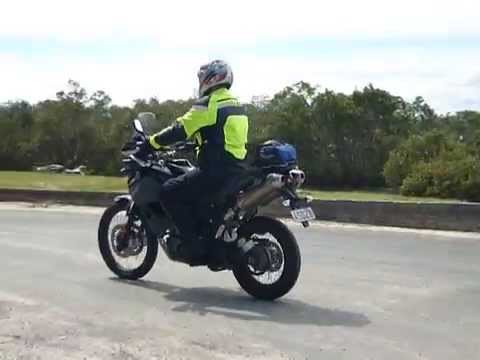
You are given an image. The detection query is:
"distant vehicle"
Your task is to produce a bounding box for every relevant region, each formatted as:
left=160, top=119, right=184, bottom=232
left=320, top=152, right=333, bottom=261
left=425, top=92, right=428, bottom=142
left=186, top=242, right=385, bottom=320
left=34, top=164, right=65, bottom=173
left=64, top=165, right=87, bottom=175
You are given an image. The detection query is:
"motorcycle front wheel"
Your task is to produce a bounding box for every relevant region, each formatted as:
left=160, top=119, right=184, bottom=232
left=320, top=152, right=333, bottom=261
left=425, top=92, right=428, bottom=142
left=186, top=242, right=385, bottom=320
left=233, top=216, right=301, bottom=300
left=98, top=202, right=158, bottom=280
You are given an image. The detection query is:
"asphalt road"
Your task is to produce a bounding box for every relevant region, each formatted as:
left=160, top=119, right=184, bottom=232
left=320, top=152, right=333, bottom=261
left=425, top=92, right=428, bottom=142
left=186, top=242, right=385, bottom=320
left=0, top=204, right=479, bottom=359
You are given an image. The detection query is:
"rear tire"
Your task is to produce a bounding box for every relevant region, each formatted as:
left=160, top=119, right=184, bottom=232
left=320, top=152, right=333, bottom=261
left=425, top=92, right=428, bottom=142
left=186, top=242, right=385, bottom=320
left=233, top=216, right=301, bottom=300
left=98, top=202, right=158, bottom=280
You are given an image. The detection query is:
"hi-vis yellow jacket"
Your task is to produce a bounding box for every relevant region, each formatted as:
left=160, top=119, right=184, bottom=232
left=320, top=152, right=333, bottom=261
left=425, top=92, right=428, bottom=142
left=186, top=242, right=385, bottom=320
left=149, top=88, right=248, bottom=171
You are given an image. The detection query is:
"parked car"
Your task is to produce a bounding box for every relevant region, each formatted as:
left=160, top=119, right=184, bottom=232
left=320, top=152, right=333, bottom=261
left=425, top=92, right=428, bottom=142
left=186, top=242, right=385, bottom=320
left=64, top=165, right=87, bottom=175
left=34, top=164, right=65, bottom=173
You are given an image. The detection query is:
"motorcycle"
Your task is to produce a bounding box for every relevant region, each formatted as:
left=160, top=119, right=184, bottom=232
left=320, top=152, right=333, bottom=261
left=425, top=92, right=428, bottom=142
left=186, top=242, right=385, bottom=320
left=98, top=112, right=316, bottom=300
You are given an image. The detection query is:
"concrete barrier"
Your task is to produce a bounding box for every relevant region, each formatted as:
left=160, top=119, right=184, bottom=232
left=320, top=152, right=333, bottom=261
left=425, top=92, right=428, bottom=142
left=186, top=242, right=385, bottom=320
left=261, top=200, right=480, bottom=232
left=1, top=188, right=478, bottom=232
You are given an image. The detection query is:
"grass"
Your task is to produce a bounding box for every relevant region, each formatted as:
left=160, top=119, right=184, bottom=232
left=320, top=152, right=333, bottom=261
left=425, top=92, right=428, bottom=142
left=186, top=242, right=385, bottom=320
left=300, top=188, right=459, bottom=203
left=0, top=171, right=461, bottom=203
left=0, top=171, right=126, bottom=193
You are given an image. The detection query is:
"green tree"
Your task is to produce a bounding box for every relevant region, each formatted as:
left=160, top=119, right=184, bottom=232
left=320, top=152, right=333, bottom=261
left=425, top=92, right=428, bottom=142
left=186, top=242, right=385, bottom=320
left=0, top=100, right=34, bottom=170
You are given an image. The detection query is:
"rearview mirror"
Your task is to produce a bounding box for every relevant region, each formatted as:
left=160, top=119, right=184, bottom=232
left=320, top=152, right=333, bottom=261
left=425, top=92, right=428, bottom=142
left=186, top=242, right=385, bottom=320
left=133, top=119, right=144, bottom=134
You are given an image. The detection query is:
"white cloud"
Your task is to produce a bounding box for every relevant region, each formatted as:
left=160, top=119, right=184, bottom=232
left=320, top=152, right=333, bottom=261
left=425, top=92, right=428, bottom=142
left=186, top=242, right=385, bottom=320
left=1, top=0, right=479, bottom=112
left=232, top=48, right=480, bottom=113
left=465, top=74, right=480, bottom=87
left=1, top=0, right=479, bottom=43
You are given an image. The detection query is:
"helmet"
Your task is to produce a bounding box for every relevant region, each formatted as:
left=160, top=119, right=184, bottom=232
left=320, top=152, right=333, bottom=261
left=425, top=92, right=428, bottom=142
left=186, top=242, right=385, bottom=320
left=197, top=60, right=233, bottom=97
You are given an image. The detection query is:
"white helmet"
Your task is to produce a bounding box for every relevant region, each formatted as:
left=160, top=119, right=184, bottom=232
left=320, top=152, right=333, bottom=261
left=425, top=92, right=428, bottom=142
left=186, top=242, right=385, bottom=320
left=197, top=60, right=233, bottom=97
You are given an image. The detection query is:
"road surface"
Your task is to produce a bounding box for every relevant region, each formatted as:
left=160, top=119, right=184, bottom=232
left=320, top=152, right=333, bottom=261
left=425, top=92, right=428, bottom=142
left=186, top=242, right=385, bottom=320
left=0, top=203, right=479, bottom=359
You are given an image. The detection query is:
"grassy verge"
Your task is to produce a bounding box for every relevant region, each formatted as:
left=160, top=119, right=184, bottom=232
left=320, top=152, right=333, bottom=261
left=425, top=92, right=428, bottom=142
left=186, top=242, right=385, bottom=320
left=0, top=171, right=459, bottom=203
left=0, top=171, right=126, bottom=193
left=300, top=188, right=458, bottom=203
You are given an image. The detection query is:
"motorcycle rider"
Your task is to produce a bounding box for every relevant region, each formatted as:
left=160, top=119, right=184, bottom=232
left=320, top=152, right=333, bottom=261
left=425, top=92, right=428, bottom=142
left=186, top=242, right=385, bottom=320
left=142, top=60, right=249, bottom=262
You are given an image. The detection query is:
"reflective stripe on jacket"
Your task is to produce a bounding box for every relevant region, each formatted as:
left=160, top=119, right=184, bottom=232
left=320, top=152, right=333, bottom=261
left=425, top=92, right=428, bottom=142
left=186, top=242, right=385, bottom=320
left=150, top=87, right=248, bottom=171
left=178, top=88, right=248, bottom=163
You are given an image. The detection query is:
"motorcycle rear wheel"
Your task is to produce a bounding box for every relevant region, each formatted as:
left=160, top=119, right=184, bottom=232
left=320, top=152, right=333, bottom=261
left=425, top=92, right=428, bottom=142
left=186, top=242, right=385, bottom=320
left=98, top=202, right=158, bottom=280
left=233, top=216, right=301, bottom=300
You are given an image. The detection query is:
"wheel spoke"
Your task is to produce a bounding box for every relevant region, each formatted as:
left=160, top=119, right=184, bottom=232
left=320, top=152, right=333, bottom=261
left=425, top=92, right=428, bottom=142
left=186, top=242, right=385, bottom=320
left=108, top=211, right=148, bottom=271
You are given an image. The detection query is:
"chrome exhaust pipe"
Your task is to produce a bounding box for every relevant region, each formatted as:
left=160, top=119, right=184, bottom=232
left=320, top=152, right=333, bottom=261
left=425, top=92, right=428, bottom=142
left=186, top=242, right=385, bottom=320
left=236, top=173, right=284, bottom=212
left=216, top=173, right=286, bottom=243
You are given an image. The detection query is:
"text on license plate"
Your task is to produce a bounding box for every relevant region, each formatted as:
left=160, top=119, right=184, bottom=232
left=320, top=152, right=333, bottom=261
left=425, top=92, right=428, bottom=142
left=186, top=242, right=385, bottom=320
left=291, top=207, right=316, bottom=222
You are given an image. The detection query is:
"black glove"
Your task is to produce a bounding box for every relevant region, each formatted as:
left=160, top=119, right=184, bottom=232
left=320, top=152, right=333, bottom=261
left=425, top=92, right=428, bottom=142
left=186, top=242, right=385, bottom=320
left=122, top=135, right=152, bottom=158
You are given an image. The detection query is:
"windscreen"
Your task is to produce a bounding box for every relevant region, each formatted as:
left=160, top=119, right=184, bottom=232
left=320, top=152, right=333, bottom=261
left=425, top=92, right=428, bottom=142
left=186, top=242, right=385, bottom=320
left=136, top=112, right=157, bottom=136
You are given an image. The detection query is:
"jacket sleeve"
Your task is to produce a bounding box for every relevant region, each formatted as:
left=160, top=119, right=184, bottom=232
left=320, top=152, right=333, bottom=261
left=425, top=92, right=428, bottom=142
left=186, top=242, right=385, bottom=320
left=148, top=122, right=187, bottom=149
left=149, top=97, right=213, bottom=149
left=177, top=97, right=214, bottom=138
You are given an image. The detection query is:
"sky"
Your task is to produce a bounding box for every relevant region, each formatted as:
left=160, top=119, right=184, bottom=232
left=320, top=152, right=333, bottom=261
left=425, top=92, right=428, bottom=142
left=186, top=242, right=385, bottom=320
left=0, top=0, right=479, bottom=113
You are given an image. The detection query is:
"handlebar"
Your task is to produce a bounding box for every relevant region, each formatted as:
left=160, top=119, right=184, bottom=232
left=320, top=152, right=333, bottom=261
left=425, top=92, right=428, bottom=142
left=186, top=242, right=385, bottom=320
left=151, top=142, right=197, bottom=160
left=121, top=141, right=195, bottom=157
left=122, top=117, right=196, bottom=176
left=159, top=142, right=197, bottom=153
left=122, top=141, right=196, bottom=170
left=123, top=154, right=150, bottom=169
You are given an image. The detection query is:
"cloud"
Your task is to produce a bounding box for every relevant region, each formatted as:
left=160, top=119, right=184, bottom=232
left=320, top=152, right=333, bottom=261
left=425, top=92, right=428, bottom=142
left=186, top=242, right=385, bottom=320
left=1, top=0, right=479, bottom=113
left=465, top=74, right=480, bottom=87
left=1, top=0, right=479, bottom=45
left=2, top=45, right=478, bottom=113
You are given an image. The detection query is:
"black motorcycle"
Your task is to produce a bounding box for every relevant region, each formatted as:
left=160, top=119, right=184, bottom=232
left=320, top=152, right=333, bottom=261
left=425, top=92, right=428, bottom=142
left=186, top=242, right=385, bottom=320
left=98, top=113, right=316, bottom=300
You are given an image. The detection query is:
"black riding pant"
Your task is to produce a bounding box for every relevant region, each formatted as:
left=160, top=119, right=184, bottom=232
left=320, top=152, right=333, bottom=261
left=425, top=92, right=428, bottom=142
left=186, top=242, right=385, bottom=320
left=159, top=168, right=225, bottom=243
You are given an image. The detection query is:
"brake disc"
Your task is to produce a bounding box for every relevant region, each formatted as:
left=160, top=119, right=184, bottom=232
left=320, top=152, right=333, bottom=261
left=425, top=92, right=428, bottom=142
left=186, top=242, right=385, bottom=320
left=246, top=237, right=284, bottom=275
left=111, top=224, right=145, bottom=258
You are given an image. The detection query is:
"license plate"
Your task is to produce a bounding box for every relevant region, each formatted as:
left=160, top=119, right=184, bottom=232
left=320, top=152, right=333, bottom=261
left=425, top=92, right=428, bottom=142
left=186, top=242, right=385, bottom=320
left=291, top=207, right=316, bottom=222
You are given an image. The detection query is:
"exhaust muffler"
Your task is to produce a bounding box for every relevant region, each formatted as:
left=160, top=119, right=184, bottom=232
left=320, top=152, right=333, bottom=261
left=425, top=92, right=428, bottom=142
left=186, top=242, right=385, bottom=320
left=216, top=173, right=285, bottom=242
left=236, top=173, right=285, bottom=212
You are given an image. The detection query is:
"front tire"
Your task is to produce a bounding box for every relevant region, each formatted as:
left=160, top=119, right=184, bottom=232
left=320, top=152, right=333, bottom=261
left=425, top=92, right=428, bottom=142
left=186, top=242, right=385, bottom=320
left=98, top=202, right=158, bottom=280
left=233, top=216, right=301, bottom=300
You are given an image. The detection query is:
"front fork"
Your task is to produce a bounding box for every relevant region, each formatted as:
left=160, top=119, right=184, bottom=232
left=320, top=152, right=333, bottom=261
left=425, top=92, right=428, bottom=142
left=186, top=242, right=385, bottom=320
left=113, top=196, right=137, bottom=249
left=125, top=201, right=136, bottom=231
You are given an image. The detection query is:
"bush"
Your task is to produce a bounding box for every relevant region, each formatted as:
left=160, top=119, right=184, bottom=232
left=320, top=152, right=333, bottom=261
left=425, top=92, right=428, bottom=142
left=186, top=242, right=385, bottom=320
left=399, top=153, right=480, bottom=201
left=400, top=162, right=432, bottom=196
left=383, top=150, right=410, bottom=188
left=384, top=129, right=480, bottom=201
left=384, top=130, right=453, bottom=189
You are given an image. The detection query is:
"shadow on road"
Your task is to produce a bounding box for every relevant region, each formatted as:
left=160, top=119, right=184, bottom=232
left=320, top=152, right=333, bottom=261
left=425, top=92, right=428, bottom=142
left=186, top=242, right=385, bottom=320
left=112, top=278, right=370, bottom=328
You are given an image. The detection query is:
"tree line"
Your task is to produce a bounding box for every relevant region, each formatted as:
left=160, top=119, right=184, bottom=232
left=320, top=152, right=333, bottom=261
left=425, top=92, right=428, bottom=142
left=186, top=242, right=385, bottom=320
left=2, top=80, right=480, bottom=200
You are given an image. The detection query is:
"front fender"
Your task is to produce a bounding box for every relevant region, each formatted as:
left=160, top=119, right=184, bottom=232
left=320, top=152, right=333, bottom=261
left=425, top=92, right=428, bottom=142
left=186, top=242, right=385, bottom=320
left=114, top=194, right=132, bottom=207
